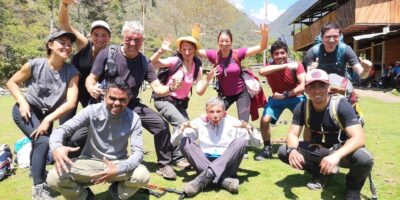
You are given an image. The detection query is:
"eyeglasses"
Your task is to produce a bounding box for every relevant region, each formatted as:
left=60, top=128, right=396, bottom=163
left=124, top=37, right=144, bottom=44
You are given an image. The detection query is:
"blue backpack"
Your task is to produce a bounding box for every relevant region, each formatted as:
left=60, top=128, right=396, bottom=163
left=311, top=34, right=349, bottom=78
left=0, top=144, right=13, bottom=181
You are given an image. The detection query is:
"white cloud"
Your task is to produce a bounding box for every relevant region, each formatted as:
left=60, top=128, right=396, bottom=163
left=250, top=3, right=285, bottom=22
left=228, top=0, right=244, bottom=11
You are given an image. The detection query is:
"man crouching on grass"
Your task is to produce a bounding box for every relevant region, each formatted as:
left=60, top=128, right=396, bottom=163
left=46, top=78, right=150, bottom=200
left=171, top=97, right=262, bottom=197
left=277, top=69, right=373, bottom=200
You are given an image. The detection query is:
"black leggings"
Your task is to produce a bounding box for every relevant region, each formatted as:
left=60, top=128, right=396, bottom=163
left=222, top=89, right=251, bottom=122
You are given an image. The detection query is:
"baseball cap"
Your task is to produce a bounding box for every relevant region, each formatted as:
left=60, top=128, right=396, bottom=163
left=305, top=69, right=330, bottom=86
left=176, top=36, right=201, bottom=51
left=47, top=30, right=76, bottom=43
left=91, top=20, right=111, bottom=35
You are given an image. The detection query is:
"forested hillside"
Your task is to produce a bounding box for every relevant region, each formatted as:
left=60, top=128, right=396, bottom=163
left=0, top=0, right=260, bottom=84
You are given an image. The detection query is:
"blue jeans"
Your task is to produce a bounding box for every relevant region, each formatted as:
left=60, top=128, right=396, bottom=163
left=12, top=103, right=53, bottom=185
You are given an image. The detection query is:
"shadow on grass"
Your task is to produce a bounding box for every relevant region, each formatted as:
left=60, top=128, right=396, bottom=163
left=275, top=172, right=347, bottom=200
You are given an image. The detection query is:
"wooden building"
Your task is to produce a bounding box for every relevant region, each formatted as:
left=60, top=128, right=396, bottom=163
left=292, top=0, right=400, bottom=77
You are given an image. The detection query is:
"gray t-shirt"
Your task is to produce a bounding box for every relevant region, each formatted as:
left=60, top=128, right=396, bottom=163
left=25, top=58, right=80, bottom=113
left=49, top=102, right=143, bottom=174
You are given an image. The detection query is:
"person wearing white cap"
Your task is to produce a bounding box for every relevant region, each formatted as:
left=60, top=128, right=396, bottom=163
left=59, top=0, right=112, bottom=156
left=6, top=29, right=80, bottom=200
left=149, top=35, right=214, bottom=169
left=277, top=69, right=373, bottom=200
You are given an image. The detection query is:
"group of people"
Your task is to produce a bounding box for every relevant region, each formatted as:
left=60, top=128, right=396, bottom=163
left=381, top=61, right=400, bottom=88
left=6, top=1, right=375, bottom=199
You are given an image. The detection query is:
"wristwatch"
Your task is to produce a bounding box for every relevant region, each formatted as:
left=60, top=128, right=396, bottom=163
left=283, top=91, right=289, bottom=98
left=286, top=146, right=297, bottom=156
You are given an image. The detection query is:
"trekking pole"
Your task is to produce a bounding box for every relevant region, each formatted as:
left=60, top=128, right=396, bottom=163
left=369, top=174, right=378, bottom=200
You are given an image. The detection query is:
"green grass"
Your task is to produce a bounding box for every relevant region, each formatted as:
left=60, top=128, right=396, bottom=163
left=0, top=86, right=399, bottom=200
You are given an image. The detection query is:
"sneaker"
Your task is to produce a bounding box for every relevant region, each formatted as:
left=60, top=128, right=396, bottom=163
left=221, top=177, right=239, bottom=193
left=108, top=182, right=120, bottom=200
left=255, top=145, right=273, bottom=161
left=156, top=165, right=177, bottom=180
left=306, top=175, right=328, bottom=190
left=85, top=187, right=95, bottom=200
left=32, top=183, right=55, bottom=200
left=174, top=159, right=191, bottom=170
left=184, top=169, right=215, bottom=197
left=345, top=189, right=361, bottom=200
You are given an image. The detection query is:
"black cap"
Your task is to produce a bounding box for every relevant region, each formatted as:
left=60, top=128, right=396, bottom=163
left=47, top=30, right=77, bottom=43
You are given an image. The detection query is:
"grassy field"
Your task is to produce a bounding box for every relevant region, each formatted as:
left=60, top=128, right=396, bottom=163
left=0, top=86, right=399, bottom=200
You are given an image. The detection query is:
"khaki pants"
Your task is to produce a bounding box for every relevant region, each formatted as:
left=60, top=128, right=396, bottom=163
left=47, top=158, right=150, bottom=200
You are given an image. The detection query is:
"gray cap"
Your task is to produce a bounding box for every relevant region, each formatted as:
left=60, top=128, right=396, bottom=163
left=48, top=30, right=77, bottom=43
left=91, top=20, right=111, bottom=34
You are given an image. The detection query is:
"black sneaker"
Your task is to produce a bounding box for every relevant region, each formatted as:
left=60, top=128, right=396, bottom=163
left=184, top=169, right=215, bottom=197
left=255, top=145, right=273, bottom=161
left=109, top=182, right=121, bottom=200
left=345, top=189, right=361, bottom=200
left=85, top=187, right=95, bottom=200
left=306, top=175, right=328, bottom=190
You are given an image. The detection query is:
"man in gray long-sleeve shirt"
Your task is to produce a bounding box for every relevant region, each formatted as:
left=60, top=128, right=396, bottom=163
left=47, top=78, right=150, bottom=200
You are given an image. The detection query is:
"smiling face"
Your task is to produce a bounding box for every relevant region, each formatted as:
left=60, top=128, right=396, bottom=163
left=179, top=41, right=196, bottom=61
left=105, top=87, right=130, bottom=116
left=47, top=36, right=73, bottom=59
left=322, top=28, right=340, bottom=53
left=206, top=104, right=226, bottom=125
left=272, top=48, right=288, bottom=64
left=305, top=81, right=330, bottom=105
left=122, top=30, right=144, bottom=54
left=91, top=27, right=110, bottom=50
left=218, top=33, right=232, bottom=52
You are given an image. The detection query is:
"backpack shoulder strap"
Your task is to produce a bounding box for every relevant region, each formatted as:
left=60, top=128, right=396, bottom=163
left=336, top=42, right=347, bottom=70
left=329, top=94, right=345, bottom=131
left=193, top=55, right=202, bottom=80
left=305, top=99, right=311, bottom=128
left=105, top=45, right=118, bottom=80
left=232, top=49, right=240, bottom=67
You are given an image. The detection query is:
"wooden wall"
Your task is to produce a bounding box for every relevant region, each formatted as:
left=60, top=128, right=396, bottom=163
left=384, top=37, right=400, bottom=64
left=356, top=0, right=400, bottom=24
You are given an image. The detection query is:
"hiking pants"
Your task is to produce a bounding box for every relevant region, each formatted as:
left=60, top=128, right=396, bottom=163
left=180, top=137, right=246, bottom=183
left=12, top=103, right=53, bottom=186
left=129, top=100, right=173, bottom=166
left=154, top=99, right=189, bottom=163
left=278, top=142, right=374, bottom=190
left=222, top=89, right=251, bottom=122
left=47, top=159, right=149, bottom=200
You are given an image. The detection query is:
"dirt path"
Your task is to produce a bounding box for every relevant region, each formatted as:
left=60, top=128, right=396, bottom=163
left=355, top=88, right=400, bottom=103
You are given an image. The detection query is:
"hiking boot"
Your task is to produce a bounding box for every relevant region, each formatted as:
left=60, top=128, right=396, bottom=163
left=221, top=177, right=239, bottom=194
left=345, top=189, right=361, bottom=200
left=174, top=159, right=191, bottom=170
left=306, top=175, right=328, bottom=190
left=184, top=169, right=215, bottom=197
left=156, top=165, right=177, bottom=180
left=108, top=182, right=120, bottom=200
left=32, top=183, right=54, bottom=200
left=255, top=145, right=273, bottom=161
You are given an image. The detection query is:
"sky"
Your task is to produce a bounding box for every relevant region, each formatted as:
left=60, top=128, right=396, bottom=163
left=228, top=0, right=298, bottom=23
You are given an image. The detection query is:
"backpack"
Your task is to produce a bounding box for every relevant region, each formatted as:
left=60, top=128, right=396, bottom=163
left=311, top=34, right=349, bottom=78
left=0, top=144, right=13, bottom=181
left=151, top=53, right=202, bottom=99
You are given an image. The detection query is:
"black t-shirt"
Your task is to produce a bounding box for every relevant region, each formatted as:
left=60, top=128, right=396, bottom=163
left=303, top=45, right=359, bottom=76
left=72, top=41, right=94, bottom=78
left=292, top=97, right=360, bottom=148
left=91, top=45, right=157, bottom=99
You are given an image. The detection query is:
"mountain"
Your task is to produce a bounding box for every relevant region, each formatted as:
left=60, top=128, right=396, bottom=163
left=268, top=0, right=317, bottom=47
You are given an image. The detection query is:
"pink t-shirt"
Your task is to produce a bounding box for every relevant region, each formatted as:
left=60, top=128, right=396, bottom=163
left=164, top=57, right=202, bottom=99
left=206, top=48, right=247, bottom=96
left=264, top=61, right=305, bottom=94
